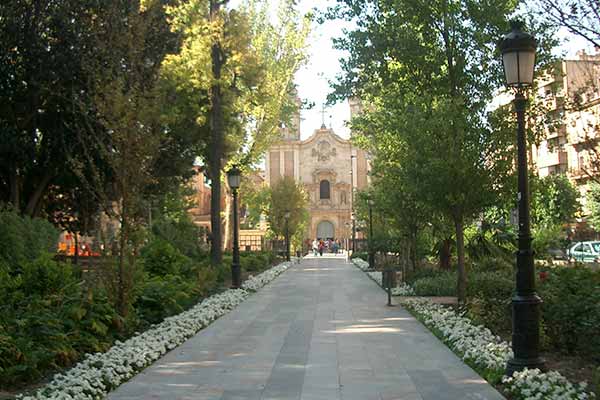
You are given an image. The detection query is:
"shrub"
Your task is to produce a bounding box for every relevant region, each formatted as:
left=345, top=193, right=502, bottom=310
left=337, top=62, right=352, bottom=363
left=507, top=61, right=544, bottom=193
left=139, top=238, right=190, bottom=277
left=466, top=271, right=513, bottom=336
left=0, top=255, right=119, bottom=387
left=351, top=251, right=368, bottom=261
left=196, top=267, right=218, bottom=297
left=0, top=209, right=58, bottom=270
left=472, top=256, right=513, bottom=273
left=151, top=215, right=205, bottom=260
left=406, top=266, right=440, bottom=285
left=412, top=272, right=457, bottom=296
left=241, top=253, right=269, bottom=273
left=538, top=266, right=600, bottom=357
left=135, top=275, right=197, bottom=326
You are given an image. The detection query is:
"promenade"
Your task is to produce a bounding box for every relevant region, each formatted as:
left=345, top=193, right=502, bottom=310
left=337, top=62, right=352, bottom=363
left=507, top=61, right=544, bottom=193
left=109, top=255, right=504, bottom=400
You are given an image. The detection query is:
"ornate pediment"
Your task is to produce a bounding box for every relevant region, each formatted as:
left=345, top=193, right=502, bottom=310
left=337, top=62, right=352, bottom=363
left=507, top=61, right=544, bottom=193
left=311, top=140, right=337, bottom=162
left=311, top=168, right=337, bottom=184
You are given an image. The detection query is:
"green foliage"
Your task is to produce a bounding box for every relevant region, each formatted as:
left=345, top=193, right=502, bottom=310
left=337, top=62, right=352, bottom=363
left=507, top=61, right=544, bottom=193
left=351, top=251, right=368, bottom=261
left=140, top=238, right=190, bottom=277
left=472, top=256, right=513, bottom=273
left=0, top=255, right=119, bottom=386
left=538, top=266, right=600, bottom=356
left=530, top=174, right=580, bottom=229
left=151, top=205, right=206, bottom=261
left=465, top=223, right=515, bottom=262
left=405, top=266, right=439, bottom=285
left=0, top=209, right=59, bottom=269
left=465, top=271, right=514, bottom=336
left=532, top=224, right=565, bottom=258
left=411, top=272, right=457, bottom=297
left=240, top=252, right=269, bottom=273
left=586, top=183, right=600, bottom=232
left=267, top=176, right=309, bottom=239
left=135, top=275, right=197, bottom=326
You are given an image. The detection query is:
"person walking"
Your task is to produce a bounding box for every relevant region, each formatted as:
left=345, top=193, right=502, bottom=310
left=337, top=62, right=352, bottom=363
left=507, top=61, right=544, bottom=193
left=312, top=239, right=319, bottom=256
left=318, top=239, right=324, bottom=256
left=332, top=240, right=339, bottom=254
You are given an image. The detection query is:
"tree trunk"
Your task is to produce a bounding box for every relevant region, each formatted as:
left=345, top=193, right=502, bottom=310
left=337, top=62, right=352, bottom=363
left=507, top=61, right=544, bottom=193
left=9, top=167, right=20, bottom=210
left=454, top=216, right=467, bottom=304
left=439, top=238, right=452, bottom=270
left=223, top=185, right=232, bottom=251
left=117, top=212, right=129, bottom=318
left=209, top=0, right=224, bottom=267
left=74, top=231, right=79, bottom=266
left=410, top=227, right=418, bottom=272
left=23, top=171, right=53, bottom=217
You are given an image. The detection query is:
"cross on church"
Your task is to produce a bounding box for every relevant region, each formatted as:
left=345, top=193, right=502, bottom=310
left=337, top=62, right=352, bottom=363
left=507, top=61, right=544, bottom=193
left=320, top=104, right=327, bottom=129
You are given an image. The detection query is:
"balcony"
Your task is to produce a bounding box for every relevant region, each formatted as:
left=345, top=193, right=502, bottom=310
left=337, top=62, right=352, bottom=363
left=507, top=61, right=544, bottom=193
left=537, top=150, right=568, bottom=168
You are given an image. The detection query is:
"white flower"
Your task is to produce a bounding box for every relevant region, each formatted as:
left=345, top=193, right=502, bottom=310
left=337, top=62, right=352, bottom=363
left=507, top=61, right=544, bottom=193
left=16, top=261, right=291, bottom=400
left=404, top=298, right=595, bottom=400
left=351, top=259, right=415, bottom=296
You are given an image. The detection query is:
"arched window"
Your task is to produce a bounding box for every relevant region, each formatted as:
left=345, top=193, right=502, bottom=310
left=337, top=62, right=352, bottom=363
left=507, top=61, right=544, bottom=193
left=320, top=180, right=330, bottom=199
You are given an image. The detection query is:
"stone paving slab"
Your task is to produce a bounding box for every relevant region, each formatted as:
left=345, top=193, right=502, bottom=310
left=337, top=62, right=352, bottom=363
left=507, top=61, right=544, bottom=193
left=108, top=256, right=505, bottom=400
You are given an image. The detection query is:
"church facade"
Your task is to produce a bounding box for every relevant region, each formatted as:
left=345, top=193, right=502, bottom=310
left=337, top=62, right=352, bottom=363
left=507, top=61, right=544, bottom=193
left=265, top=101, right=370, bottom=241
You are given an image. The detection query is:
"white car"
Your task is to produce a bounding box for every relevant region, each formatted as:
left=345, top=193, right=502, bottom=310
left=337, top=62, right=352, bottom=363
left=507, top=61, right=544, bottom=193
left=567, top=241, right=600, bottom=263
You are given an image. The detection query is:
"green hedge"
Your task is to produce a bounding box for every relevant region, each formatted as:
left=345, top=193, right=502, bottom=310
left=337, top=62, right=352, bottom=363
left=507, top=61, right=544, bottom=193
left=410, top=258, right=600, bottom=360
left=539, top=266, right=600, bottom=356
left=0, top=255, right=119, bottom=386
left=0, top=210, right=282, bottom=388
left=411, top=271, right=457, bottom=296
left=0, top=209, right=58, bottom=270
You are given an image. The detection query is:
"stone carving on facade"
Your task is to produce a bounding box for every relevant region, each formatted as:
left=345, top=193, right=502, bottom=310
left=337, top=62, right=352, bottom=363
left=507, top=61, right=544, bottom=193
left=311, top=140, right=337, bottom=162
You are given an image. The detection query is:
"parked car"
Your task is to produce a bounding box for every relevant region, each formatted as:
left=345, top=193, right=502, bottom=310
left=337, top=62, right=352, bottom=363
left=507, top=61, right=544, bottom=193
left=567, top=241, right=600, bottom=263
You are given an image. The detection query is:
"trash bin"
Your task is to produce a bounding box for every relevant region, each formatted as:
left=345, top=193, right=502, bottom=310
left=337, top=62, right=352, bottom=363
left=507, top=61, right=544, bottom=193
left=382, top=267, right=396, bottom=306
left=382, top=268, right=396, bottom=289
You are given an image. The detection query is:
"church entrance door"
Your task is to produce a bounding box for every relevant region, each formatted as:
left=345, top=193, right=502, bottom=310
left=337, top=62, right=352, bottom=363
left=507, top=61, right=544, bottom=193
left=317, top=221, right=334, bottom=239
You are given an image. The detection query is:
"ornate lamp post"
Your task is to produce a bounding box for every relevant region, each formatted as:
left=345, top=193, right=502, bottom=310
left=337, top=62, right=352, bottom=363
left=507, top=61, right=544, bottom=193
left=367, top=196, right=375, bottom=270
left=499, top=21, right=545, bottom=375
left=227, top=165, right=242, bottom=289
left=284, top=210, right=291, bottom=261
left=350, top=154, right=356, bottom=253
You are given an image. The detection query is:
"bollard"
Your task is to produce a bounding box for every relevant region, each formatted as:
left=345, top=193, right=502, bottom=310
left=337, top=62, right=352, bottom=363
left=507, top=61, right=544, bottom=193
left=382, top=268, right=395, bottom=306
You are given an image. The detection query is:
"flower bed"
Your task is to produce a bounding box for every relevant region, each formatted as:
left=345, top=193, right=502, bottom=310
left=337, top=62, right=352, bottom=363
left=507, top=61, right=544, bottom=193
left=18, top=262, right=291, bottom=400
left=351, top=258, right=415, bottom=296
left=403, top=298, right=595, bottom=400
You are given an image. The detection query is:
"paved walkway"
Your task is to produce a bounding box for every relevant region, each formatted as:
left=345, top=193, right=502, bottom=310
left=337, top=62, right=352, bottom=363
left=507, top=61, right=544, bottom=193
left=109, top=256, right=505, bottom=400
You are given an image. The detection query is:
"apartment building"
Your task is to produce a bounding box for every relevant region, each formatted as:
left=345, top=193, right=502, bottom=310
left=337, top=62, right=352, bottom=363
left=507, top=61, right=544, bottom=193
left=531, top=49, right=600, bottom=212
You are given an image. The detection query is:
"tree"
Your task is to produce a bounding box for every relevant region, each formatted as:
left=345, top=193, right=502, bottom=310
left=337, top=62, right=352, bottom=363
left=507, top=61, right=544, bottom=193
left=586, top=183, right=600, bottom=231
left=530, top=174, right=580, bottom=229
left=71, top=0, right=177, bottom=317
left=162, top=0, right=310, bottom=266
left=267, top=176, right=308, bottom=241
left=328, top=0, right=554, bottom=303
left=532, top=0, right=599, bottom=48
left=0, top=0, right=100, bottom=217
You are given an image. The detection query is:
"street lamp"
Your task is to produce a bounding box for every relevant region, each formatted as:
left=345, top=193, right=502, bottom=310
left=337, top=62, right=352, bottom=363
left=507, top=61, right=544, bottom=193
left=227, top=165, right=242, bottom=289
left=499, top=21, right=544, bottom=376
left=351, top=213, right=356, bottom=254
left=350, top=154, right=356, bottom=253
left=367, top=196, right=375, bottom=270
left=284, top=210, right=291, bottom=262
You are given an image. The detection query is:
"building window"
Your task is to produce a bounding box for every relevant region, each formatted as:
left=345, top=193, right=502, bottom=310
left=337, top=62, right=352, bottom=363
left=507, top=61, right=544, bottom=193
left=320, top=180, right=330, bottom=199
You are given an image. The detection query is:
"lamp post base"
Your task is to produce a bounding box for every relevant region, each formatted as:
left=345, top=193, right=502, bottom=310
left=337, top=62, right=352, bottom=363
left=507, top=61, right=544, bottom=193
left=506, top=294, right=545, bottom=376
left=231, top=262, right=241, bottom=289
left=506, top=356, right=545, bottom=377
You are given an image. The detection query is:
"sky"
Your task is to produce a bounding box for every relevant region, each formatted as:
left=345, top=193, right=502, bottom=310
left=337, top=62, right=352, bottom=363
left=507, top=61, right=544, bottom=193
left=293, top=1, right=353, bottom=139
left=290, top=2, right=596, bottom=140
left=233, top=1, right=596, bottom=141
